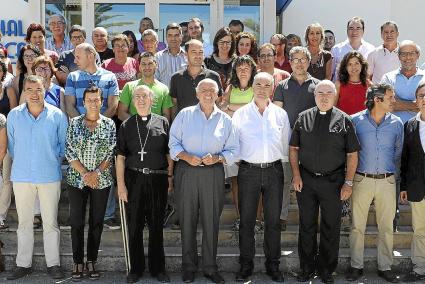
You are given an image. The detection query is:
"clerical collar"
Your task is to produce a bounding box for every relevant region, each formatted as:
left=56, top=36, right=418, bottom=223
left=137, top=114, right=151, bottom=122
left=318, top=108, right=332, bottom=115
left=319, top=111, right=327, bottom=115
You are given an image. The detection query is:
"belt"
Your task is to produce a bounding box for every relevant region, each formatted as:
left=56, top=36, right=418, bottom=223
left=240, top=160, right=281, bottom=169
left=301, top=164, right=345, bottom=177
left=129, top=167, right=168, bottom=175
left=356, top=172, right=394, bottom=179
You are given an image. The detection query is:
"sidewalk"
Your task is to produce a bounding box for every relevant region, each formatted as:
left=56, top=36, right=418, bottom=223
left=0, top=271, right=418, bottom=283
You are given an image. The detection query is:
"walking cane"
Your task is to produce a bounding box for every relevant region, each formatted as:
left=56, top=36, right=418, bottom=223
left=119, top=199, right=131, bottom=274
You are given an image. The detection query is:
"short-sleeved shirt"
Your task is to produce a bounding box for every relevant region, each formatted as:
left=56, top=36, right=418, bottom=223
left=101, top=58, right=139, bottom=90
left=381, top=67, right=425, bottom=123
left=154, top=48, right=187, bottom=88
left=307, top=50, right=332, bottom=80
left=65, top=115, right=116, bottom=189
left=290, top=106, right=360, bottom=174
left=117, top=113, right=169, bottom=170
left=367, top=44, right=400, bottom=84
left=45, top=36, right=73, bottom=55
left=120, top=79, right=173, bottom=116
left=65, top=68, right=119, bottom=115
left=273, top=74, right=319, bottom=128
left=169, top=67, right=223, bottom=112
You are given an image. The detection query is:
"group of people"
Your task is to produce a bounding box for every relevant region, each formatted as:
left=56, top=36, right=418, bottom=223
left=0, top=12, right=424, bottom=284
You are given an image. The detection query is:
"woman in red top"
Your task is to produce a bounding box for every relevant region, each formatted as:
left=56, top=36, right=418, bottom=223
left=336, top=51, right=371, bottom=115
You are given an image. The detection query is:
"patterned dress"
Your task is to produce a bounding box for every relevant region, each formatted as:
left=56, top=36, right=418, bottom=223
left=65, top=115, right=116, bottom=189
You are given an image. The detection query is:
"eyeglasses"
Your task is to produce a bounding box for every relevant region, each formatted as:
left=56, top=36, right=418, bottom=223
left=23, top=54, right=37, bottom=60
left=259, top=54, right=274, bottom=60
left=417, top=94, right=425, bottom=100
left=399, top=51, right=418, bottom=58
left=114, top=44, right=128, bottom=49
left=49, top=21, right=64, bottom=26
left=35, top=66, right=51, bottom=73
left=71, top=35, right=84, bottom=40
left=291, top=57, right=309, bottom=64
left=218, top=40, right=232, bottom=46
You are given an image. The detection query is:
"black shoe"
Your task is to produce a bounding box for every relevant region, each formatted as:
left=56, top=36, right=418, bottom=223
left=204, top=272, right=225, bottom=284
left=266, top=270, right=284, bottom=282
left=320, top=273, right=334, bottom=283
left=296, top=270, right=315, bottom=282
left=182, top=271, right=195, bottom=283
left=378, top=270, right=399, bottom=283
left=346, top=267, right=363, bottom=281
left=7, top=266, right=32, bottom=280
left=235, top=268, right=252, bottom=282
left=126, top=273, right=141, bottom=283
left=47, top=265, right=64, bottom=279
left=401, top=271, right=425, bottom=282
left=156, top=272, right=170, bottom=283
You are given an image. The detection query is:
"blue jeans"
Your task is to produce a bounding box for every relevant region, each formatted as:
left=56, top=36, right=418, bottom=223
left=104, top=183, right=116, bottom=220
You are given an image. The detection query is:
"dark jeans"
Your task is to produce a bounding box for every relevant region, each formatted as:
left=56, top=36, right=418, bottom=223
left=296, top=168, right=344, bottom=275
left=69, top=186, right=111, bottom=264
left=237, top=162, right=284, bottom=271
left=125, top=169, right=168, bottom=276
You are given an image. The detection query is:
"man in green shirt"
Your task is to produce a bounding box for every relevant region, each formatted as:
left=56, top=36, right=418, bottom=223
left=118, top=52, right=173, bottom=122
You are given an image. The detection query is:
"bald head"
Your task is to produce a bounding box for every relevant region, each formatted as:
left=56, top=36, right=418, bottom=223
left=196, top=78, right=219, bottom=94
left=92, top=27, right=108, bottom=50
left=74, top=43, right=97, bottom=71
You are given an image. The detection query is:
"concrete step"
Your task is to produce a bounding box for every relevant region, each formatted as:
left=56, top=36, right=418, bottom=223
left=5, top=203, right=413, bottom=228
left=0, top=224, right=413, bottom=251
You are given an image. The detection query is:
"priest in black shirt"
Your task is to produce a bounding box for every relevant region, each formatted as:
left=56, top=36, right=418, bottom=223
left=116, top=85, right=172, bottom=283
left=289, top=80, right=360, bottom=284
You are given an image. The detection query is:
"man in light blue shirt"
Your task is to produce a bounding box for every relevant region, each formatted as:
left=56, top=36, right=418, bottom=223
left=169, top=78, right=238, bottom=283
left=347, top=84, right=403, bottom=282
left=381, top=40, right=424, bottom=123
left=6, top=75, right=68, bottom=281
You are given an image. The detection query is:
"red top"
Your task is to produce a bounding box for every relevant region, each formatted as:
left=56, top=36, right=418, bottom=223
left=337, top=81, right=367, bottom=115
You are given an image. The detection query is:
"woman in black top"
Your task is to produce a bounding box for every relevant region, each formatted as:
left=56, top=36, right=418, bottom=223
left=0, top=61, right=17, bottom=116
left=204, top=27, right=235, bottom=90
left=11, top=45, right=40, bottom=100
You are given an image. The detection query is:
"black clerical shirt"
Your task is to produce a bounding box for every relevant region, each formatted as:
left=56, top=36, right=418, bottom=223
left=117, top=113, right=169, bottom=169
left=290, top=107, right=360, bottom=174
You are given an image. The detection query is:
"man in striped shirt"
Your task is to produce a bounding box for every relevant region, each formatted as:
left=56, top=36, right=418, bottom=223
left=155, top=23, right=187, bottom=88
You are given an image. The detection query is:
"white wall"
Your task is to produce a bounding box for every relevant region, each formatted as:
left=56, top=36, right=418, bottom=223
left=281, top=0, right=425, bottom=62
left=0, top=0, right=42, bottom=64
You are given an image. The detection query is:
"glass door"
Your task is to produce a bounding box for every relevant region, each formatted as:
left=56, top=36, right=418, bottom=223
left=157, top=0, right=216, bottom=44
left=85, top=0, right=149, bottom=39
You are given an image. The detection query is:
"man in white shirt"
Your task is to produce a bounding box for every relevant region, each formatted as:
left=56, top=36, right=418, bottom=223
left=232, top=72, right=290, bottom=283
left=331, top=17, right=375, bottom=80
left=367, top=21, right=400, bottom=84
left=188, top=18, right=213, bottom=57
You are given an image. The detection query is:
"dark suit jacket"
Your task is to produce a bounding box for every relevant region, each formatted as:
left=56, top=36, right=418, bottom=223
left=401, top=117, right=425, bottom=202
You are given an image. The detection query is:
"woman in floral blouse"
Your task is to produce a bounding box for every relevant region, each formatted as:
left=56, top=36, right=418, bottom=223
left=65, top=86, right=116, bottom=281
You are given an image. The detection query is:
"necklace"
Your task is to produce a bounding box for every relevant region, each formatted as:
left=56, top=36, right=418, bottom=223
left=135, top=115, right=152, bottom=161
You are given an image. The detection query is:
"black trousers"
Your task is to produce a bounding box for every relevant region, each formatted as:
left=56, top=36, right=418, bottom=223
left=296, top=167, right=344, bottom=275
left=125, top=169, right=168, bottom=276
left=237, top=162, right=284, bottom=271
left=69, top=186, right=111, bottom=264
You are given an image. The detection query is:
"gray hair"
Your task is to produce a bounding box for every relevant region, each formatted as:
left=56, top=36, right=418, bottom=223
left=399, top=40, right=421, bottom=55
left=92, top=27, right=108, bottom=37
left=23, top=75, right=44, bottom=91
left=314, top=80, right=337, bottom=95
left=253, top=72, right=274, bottom=86
left=289, top=46, right=312, bottom=61
left=132, top=85, right=154, bottom=100
left=142, top=29, right=158, bottom=42
left=48, top=14, right=66, bottom=26
left=196, top=78, right=219, bottom=93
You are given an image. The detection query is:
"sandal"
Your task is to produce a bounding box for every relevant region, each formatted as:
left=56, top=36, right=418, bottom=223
left=72, top=263, right=84, bottom=282
left=86, top=261, right=100, bottom=280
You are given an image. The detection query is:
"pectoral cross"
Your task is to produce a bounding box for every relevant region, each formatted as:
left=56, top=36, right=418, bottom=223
left=138, top=148, right=147, bottom=161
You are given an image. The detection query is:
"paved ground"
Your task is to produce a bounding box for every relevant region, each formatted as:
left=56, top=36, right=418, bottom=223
left=0, top=272, right=421, bottom=283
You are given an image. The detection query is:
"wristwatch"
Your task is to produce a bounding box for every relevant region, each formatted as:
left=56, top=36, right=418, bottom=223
left=344, top=180, right=354, bottom=187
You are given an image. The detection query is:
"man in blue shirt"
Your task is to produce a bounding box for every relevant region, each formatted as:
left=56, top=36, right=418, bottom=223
left=65, top=42, right=120, bottom=229
left=347, top=84, right=403, bottom=283
left=169, top=79, right=239, bottom=284
left=6, top=75, right=68, bottom=280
